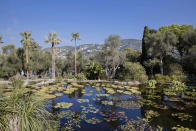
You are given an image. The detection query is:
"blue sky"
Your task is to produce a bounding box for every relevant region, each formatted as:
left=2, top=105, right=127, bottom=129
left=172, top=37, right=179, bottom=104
left=0, top=0, right=196, bottom=48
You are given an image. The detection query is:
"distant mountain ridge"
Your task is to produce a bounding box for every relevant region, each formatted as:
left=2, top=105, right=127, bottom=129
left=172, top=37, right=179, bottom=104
left=43, top=39, right=142, bottom=57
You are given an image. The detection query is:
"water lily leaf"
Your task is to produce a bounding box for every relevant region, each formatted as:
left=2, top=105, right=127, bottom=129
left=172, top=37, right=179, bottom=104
left=55, top=102, right=73, bottom=109
left=78, top=99, right=89, bottom=103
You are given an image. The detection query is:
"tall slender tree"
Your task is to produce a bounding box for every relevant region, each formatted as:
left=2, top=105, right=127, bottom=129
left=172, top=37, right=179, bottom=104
left=44, top=32, right=61, bottom=79
left=141, top=26, right=149, bottom=64
left=71, top=32, right=80, bottom=75
left=0, top=35, right=3, bottom=44
left=0, top=35, right=3, bottom=54
left=20, top=32, right=33, bottom=80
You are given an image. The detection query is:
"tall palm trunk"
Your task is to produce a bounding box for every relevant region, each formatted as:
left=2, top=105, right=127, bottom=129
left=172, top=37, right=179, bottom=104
left=52, top=42, right=55, bottom=79
left=74, top=39, right=77, bottom=74
left=26, top=42, right=29, bottom=80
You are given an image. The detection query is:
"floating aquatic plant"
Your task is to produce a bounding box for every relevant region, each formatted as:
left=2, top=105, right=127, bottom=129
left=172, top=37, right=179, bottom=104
left=81, top=104, right=99, bottom=114
left=117, top=85, right=124, bottom=89
left=105, top=88, right=115, bottom=94
left=101, top=100, right=113, bottom=105
left=78, top=99, right=89, bottom=103
left=119, top=118, right=162, bottom=131
left=57, top=86, right=66, bottom=91
left=84, top=93, right=93, bottom=96
left=96, top=94, right=109, bottom=97
left=123, top=91, right=133, bottom=95
left=163, top=89, right=177, bottom=96
left=55, top=93, right=63, bottom=97
left=55, top=102, right=73, bottom=109
left=100, top=111, right=127, bottom=122
left=58, top=110, right=87, bottom=130
left=127, top=89, right=141, bottom=94
left=172, top=125, right=195, bottom=131
left=116, top=90, right=124, bottom=93
left=116, top=101, right=141, bottom=109
left=171, top=113, right=192, bottom=121
left=81, top=89, right=86, bottom=94
left=95, top=87, right=100, bottom=91
left=145, top=110, right=160, bottom=119
left=85, top=117, right=102, bottom=124
left=71, top=82, right=84, bottom=88
left=63, top=87, right=78, bottom=94
left=139, top=99, right=156, bottom=106
left=93, top=97, right=101, bottom=101
left=111, top=84, right=119, bottom=88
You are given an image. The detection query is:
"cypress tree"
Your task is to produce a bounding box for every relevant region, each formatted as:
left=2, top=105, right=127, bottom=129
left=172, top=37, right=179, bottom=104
left=141, top=26, right=149, bottom=64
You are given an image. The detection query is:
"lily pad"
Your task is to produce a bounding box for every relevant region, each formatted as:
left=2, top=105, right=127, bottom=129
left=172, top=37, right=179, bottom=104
left=85, top=117, right=102, bottom=124
left=96, top=94, right=109, bottom=97
left=81, top=104, right=99, bottom=114
left=55, top=93, right=64, bottom=97
left=84, top=93, right=92, bottom=96
left=55, top=102, right=73, bottom=109
left=101, top=100, right=113, bottom=105
left=123, top=91, right=133, bottom=95
left=78, top=99, right=89, bottom=103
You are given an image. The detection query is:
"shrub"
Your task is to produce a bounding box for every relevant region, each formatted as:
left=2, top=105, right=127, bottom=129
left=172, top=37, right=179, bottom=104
left=123, top=62, right=148, bottom=83
left=155, top=74, right=185, bottom=83
left=170, top=74, right=185, bottom=82
left=56, top=76, right=63, bottom=82
left=75, top=73, right=87, bottom=81
left=155, top=74, right=171, bottom=84
left=85, top=62, right=105, bottom=80
left=64, top=73, right=75, bottom=79
left=64, top=73, right=87, bottom=81
left=167, top=63, right=183, bottom=75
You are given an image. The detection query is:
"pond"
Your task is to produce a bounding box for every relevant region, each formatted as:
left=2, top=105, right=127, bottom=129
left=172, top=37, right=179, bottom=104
left=42, top=82, right=196, bottom=131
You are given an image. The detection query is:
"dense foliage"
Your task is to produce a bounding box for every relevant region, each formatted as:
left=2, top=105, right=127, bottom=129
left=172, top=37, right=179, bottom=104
left=0, top=24, right=195, bottom=82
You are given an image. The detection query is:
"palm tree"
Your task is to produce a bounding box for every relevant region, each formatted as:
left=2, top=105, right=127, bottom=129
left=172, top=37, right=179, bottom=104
left=20, top=32, right=32, bottom=80
left=44, top=32, right=62, bottom=79
left=71, top=32, right=80, bottom=75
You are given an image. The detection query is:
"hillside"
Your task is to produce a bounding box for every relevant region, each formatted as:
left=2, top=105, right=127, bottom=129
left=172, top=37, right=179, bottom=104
left=43, top=39, right=142, bottom=57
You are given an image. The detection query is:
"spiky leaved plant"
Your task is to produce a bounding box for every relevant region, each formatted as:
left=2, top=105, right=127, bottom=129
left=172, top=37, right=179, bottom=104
left=0, top=87, right=57, bottom=131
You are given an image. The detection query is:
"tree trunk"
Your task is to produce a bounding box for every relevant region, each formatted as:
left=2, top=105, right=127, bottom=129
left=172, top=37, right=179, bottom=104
left=74, top=39, right=77, bottom=75
left=52, top=43, right=55, bottom=79
left=26, top=42, right=29, bottom=80
left=98, top=72, right=100, bottom=81
left=160, top=58, right=163, bottom=75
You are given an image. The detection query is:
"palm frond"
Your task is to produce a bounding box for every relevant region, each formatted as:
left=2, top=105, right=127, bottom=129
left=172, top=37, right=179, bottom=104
left=45, top=32, right=62, bottom=45
left=71, top=32, right=80, bottom=40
